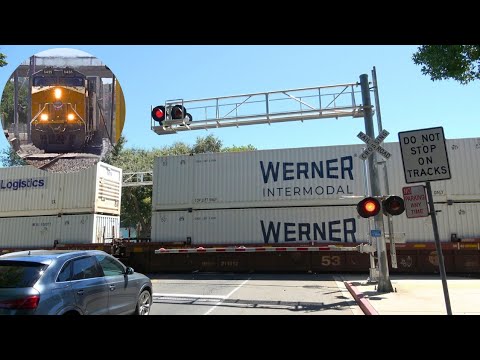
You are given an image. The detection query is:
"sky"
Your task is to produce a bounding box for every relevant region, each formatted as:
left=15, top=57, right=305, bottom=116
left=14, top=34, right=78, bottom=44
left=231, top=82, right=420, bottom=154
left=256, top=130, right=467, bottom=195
left=0, top=45, right=478, bottom=158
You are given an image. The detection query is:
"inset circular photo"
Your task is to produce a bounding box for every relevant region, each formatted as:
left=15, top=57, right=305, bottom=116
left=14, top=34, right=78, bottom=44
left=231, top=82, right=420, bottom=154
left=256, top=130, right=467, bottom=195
left=0, top=48, right=126, bottom=172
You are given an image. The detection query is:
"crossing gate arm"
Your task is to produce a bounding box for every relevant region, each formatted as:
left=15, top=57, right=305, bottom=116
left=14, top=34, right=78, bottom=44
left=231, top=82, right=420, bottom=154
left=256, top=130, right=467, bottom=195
left=154, top=244, right=374, bottom=254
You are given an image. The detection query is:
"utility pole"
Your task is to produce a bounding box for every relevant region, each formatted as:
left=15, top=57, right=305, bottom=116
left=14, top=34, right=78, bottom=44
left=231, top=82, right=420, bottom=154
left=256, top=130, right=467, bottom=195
left=360, top=74, right=393, bottom=293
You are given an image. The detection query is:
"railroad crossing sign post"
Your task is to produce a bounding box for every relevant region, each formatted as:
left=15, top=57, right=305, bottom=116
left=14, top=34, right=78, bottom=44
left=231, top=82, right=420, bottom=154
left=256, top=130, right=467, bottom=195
left=399, top=126, right=452, bottom=315
left=359, top=74, right=393, bottom=293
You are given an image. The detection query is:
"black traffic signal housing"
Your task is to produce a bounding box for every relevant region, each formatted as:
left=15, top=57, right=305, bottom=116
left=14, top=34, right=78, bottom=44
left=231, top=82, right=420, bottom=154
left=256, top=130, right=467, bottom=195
left=357, top=197, right=382, bottom=218
left=382, top=195, right=405, bottom=216
left=151, top=104, right=193, bottom=125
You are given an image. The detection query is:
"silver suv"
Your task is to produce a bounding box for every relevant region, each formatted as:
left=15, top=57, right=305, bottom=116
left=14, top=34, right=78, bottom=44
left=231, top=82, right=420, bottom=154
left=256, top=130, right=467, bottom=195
left=0, top=250, right=152, bottom=315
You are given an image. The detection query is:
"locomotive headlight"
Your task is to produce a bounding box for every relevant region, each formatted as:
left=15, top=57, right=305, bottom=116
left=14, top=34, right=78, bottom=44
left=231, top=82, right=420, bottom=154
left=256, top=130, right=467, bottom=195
left=40, top=114, right=48, bottom=121
left=67, top=113, right=75, bottom=121
left=54, top=88, right=62, bottom=99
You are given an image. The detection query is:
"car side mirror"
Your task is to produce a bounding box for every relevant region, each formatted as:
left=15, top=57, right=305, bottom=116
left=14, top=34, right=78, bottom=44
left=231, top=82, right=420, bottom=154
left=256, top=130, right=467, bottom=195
left=125, top=267, right=134, bottom=275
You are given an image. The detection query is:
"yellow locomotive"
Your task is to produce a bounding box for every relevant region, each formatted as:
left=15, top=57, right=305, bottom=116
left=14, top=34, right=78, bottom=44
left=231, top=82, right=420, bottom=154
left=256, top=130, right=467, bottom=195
left=31, top=67, right=94, bottom=152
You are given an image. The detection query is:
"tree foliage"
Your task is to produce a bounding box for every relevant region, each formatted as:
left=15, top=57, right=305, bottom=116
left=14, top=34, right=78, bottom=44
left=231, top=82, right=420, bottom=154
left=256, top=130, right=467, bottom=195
left=0, top=53, right=6, bottom=67
left=0, top=147, right=27, bottom=167
left=192, top=134, right=222, bottom=154
left=1, top=78, right=29, bottom=129
left=412, top=45, right=480, bottom=84
left=103, top=134, right=256, bottom=238
left=222, top=144, right=257, bottom=153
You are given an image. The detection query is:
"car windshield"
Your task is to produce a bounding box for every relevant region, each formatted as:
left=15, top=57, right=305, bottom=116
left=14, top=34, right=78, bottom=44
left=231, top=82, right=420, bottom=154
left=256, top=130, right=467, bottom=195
left=0, top=261, right=48, bottom=288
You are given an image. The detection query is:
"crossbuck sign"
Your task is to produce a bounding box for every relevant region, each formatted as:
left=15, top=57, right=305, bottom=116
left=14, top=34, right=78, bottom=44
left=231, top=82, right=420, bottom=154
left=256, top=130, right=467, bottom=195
left=357, top=129, right=391, bottom=161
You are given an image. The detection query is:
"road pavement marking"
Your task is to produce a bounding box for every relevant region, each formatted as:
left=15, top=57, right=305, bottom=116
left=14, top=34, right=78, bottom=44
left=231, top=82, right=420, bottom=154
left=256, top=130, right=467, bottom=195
left=153, top=293, right=227, bottom=300
left=204, top=278, right=251, bottom=315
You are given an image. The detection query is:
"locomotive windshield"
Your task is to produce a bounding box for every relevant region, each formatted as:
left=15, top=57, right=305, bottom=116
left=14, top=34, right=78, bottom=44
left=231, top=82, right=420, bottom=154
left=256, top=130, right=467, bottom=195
left=33, top=76, right=85, bottom=87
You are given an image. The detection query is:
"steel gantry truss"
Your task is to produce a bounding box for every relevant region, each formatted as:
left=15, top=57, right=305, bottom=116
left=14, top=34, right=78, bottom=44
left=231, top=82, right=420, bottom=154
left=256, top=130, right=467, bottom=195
left=151, top=82, right=367, bottom=135
left=122, top=171, right=153, bottom=187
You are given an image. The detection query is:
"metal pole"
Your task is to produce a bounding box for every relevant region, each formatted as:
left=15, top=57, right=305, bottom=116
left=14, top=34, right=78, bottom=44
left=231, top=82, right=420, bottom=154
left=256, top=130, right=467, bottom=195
left=372, top=67, right=396, bottom=268
left=110, top=75, right=116, bottom=144
left=360, top=74, right=393, bottom=293
left=425, top=181, right=452, bottom=315
left=27, top=56, right=35, bottom=143
left=13, top=70, right=19, bottom=139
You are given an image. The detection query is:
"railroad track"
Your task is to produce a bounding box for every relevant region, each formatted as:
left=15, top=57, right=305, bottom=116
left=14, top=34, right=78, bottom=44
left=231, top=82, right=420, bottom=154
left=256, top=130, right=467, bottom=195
left=24, top=153, right=101, bottom=172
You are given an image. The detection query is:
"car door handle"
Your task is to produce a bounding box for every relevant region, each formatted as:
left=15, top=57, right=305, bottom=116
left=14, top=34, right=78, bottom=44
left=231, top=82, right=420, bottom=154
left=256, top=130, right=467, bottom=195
left=109, top=285, right=116, bottom=291
left=77, top=290, right=84, bottom=295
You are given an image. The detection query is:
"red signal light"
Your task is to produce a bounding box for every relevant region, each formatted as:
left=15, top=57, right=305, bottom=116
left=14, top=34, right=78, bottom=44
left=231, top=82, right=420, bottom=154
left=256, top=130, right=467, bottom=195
left=151, top=105, right=166, bottom=123
left=357, top=197, right=381, bottom=218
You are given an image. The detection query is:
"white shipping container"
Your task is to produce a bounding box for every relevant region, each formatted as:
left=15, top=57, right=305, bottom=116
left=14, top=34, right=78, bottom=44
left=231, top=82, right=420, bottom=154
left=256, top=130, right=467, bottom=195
left=150, top=203, right=477, bottom=245
left=0, top=214, right=120, bottom=249
left=152, top=138, right=480, bottom=211
left=153, top=144, right=369, bottom=211
left=0, top=162, right=122, bottom=217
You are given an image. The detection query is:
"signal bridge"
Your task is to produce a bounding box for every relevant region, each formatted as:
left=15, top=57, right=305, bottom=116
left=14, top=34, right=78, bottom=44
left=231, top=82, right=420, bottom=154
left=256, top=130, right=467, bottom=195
left=151, top=82, right=367, bottom=135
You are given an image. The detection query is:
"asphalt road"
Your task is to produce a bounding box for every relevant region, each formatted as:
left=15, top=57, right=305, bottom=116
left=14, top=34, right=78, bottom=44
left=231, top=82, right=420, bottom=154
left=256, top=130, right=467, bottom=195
left=148, top=273, right=362, bottom=315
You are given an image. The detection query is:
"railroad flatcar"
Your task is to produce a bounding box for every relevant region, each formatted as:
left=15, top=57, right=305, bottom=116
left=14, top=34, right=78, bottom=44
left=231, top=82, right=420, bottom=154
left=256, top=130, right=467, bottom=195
left=30, top=67, right=94, bottom=152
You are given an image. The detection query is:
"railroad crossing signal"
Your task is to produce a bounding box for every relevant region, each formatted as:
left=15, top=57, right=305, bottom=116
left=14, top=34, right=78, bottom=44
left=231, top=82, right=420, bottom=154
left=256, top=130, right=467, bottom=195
left=356, top=195, right=405, bottom=218
left=357, top=129, right=391, bottom=160
left=357, top=197, right=381, bottom=218
left=151, top=104, right=192, bottom=126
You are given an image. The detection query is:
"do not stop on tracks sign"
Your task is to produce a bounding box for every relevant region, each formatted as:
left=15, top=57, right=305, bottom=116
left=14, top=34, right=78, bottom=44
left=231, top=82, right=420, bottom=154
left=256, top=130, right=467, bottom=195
left=398, top=126, right=451, bottom=184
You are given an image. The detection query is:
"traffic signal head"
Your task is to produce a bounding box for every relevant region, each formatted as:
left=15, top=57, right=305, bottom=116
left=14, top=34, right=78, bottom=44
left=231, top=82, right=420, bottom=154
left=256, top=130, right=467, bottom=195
left=357, top=197, right=381, bottom=218
left=382, top=195, right=405, bottom=216
left=151, top=105, right=166, bottom=123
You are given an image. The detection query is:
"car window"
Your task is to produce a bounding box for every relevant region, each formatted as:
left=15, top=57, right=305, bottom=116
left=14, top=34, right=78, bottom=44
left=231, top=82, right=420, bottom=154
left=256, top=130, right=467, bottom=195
left=95, top=255, right=125, bottom=277
left=57, top=261, right=73, bottom=282
left=71, top=257, right=102, bottom=281
left=0, top=261, right=48, bottom=288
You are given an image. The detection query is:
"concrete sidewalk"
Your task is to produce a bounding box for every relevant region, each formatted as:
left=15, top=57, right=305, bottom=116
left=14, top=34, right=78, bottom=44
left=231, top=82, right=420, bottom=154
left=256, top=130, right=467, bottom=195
left=344, top=274, right=480, bottom=315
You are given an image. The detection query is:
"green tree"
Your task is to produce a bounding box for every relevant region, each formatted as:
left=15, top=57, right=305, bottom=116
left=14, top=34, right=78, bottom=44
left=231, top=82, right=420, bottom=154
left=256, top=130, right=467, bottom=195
left=1, top=78, right=29, bottom=130
left=103, top=135, right=127, bottom=165
left=222, top=144, right=257, bottom=152
left=192, top=134, right=222, bottom=153
left=0, top=147, right=27, bottom=167
left=0, top=53, right=6, bottom=67
left=413, top=45, right=480, bottom=84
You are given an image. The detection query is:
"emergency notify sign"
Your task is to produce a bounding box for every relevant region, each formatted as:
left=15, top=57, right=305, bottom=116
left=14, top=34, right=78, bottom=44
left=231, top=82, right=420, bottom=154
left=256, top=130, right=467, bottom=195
left=402, top=185, right=429, bottom=218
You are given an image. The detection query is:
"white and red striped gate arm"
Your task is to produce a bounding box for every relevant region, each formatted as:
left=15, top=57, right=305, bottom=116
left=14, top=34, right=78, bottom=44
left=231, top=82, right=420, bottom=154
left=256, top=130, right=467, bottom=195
left=154, top=245, right=366, bottom=254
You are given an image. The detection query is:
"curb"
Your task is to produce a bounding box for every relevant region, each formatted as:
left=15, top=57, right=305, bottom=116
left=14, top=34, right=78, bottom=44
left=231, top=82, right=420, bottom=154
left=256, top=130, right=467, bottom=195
left=344, top=281, right=378, bottom=315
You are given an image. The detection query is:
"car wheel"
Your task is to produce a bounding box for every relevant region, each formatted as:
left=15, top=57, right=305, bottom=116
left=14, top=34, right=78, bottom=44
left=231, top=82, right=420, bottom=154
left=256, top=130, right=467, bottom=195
left=135, top=290, right=152, bottom=315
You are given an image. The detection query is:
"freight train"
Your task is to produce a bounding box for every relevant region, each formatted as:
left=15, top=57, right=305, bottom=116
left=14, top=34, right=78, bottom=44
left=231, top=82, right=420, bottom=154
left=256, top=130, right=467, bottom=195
left=151, top=137, right=480, bottom=245
left=30, top=67, right=95, bottom=152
